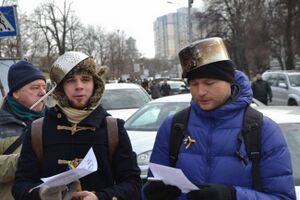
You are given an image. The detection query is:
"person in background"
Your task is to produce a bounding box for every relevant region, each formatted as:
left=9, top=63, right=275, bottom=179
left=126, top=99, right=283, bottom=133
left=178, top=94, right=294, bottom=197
left=150, top=80, right=161, bottom=99
left=142, top=79, right=151, bottom=95
left=160, top=79, right=172, bottom=96
left=251, top=72, right=272, bottom=105
left=143, top=37, right=295, bottom=200
left=0, top=60, right=46, bottom=200
left=126, top=77, right=132, bottom=83
left=12, top=52, right=141, bottom=200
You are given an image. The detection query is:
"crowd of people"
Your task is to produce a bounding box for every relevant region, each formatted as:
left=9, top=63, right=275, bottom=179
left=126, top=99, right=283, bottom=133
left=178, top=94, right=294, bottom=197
left=0, top=37, right=295, bottom=200
left=141, top=78, right=172, bottom=99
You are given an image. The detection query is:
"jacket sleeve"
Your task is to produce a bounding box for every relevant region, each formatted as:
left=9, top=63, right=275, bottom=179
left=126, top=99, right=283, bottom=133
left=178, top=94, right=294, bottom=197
left=0, top=153, right=19, bottom=183
left=12, top=126, right=43, bottom=200
left=235, top=117, right=296, bottom=200
left=96, top=119, right=142, bottom=200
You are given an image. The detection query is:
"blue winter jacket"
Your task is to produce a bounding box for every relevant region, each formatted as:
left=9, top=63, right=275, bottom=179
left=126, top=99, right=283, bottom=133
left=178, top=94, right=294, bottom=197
left=149, top=71, right=296, bottom=199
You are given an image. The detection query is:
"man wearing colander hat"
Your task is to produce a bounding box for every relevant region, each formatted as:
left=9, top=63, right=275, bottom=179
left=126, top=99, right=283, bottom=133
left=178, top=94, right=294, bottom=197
left=12, top=52, right=142, bottom=200
left=143, top=38, right=295, bottom=200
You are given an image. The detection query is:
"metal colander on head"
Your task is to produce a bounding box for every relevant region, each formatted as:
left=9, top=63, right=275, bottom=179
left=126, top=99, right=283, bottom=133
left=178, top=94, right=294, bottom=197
left=50, top=51, right=89, bottom=86
left=30, top=51, right=89, bottom=110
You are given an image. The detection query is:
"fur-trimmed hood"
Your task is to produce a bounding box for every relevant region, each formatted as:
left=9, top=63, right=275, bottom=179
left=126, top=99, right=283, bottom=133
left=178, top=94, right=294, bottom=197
left=52, top=57, right=108, bottom=109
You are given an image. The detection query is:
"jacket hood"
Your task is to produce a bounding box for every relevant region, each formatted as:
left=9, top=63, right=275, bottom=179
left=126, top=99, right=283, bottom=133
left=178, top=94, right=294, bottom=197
left=191, top=70, right=252, bottom=120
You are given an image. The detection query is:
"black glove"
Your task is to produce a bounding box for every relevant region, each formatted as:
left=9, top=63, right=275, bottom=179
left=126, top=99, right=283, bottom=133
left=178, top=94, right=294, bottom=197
left=269, top=98, right=272, bottom=103
left=186, top=184, right=236, bottom=200
left=143, top=180, right=181, bottom=200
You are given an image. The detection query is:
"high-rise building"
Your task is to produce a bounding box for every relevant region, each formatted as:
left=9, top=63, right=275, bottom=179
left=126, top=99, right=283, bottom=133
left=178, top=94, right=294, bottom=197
left=154, top=7, right=198, bottom=60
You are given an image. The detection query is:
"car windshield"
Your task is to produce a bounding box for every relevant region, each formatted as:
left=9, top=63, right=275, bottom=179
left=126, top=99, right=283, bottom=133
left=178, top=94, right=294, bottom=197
left=101, top=88, right=150, bottom=110
left=288, top=74, right=300, bottom=87
left=125, top=102, right=190, bottom=131
left=279, top=123, right=300, bottom=185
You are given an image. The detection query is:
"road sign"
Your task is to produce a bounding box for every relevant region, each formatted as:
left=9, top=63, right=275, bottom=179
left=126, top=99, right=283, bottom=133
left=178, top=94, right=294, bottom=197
left=0, top=6, right=17, bottom=37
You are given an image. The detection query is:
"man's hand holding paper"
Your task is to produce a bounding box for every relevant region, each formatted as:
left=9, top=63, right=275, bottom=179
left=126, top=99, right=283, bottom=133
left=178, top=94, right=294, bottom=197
left=37, top=147, right=97, bottom=189
left=148, top=162, right=198, bottom=193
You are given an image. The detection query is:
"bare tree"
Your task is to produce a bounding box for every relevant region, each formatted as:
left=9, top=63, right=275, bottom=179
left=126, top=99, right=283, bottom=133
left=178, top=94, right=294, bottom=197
left=267, top=0, right=299, bottom=69
left=33, top=0, right=77, bottom=55
left=0, top=38, right=18, bottom=57
left=198, top=0, right=299, bottom=72
left=243, top=0, right=270, bottom=73
left=201, top=0, right=251, bottom=74
left=81, top=25, right=110, bottom=65
left=68, top=14, right=85, bottom=51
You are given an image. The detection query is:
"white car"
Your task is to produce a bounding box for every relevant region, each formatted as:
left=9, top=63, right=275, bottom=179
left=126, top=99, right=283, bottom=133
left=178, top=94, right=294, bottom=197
left=124, top=93, right=300, bottom=197
left=262, top=70, right=300, bottom=106
left=101, top=83, right=152, bottom=120
left=45, top=82, right=152, bottom=121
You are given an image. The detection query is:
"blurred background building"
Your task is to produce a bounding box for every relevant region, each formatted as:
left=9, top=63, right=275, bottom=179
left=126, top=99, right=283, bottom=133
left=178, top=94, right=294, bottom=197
left=154, top=7, right=200, bottom=60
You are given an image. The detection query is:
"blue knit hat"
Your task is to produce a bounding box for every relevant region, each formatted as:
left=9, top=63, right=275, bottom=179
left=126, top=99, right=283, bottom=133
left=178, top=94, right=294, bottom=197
left=8, top=60, right=46, bottom=96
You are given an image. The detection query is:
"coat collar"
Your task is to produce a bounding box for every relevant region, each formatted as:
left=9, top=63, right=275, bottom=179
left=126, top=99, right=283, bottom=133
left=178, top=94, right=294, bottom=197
left=48, top=105, right=110, bottom=128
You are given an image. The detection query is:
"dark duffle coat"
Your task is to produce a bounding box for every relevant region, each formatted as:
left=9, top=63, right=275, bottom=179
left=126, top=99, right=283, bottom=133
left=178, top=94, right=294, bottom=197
left=12, top=105, right=142, bottom=200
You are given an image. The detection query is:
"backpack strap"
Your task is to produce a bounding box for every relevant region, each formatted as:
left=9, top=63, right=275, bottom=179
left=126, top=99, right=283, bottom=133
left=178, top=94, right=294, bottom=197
left=31, top=117, right=44, bottom=162
left=169, top=107, right=190, bottom=167
left=3, top=131, right=25, bottom=155
left=106, top=116, right=119, bottom=163
left=236, top=106, right=263, bottom=191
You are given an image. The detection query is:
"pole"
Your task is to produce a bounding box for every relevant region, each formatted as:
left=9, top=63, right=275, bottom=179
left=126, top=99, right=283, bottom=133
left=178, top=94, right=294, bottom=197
left=188, top=0, right=193, bottom=43
left=14, top=5, right=23, bottom=58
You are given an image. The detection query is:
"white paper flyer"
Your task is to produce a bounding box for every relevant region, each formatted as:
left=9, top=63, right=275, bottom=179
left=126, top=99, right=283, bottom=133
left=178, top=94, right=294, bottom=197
left=34, top=147, right=98, bottom=188
left=149, top=162, right=198, bottom=193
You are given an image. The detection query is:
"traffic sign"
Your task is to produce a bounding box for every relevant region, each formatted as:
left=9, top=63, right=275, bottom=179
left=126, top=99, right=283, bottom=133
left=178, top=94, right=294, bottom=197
left=0, top=6, right=17, bottom=37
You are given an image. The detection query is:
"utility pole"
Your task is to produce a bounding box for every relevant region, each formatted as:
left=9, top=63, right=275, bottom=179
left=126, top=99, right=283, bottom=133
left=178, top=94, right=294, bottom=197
left=188, top=0, right=193, bottom=43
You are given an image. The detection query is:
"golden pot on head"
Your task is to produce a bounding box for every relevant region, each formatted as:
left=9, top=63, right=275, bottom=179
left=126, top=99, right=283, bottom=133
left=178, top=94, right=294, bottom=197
left=179, top=37, right=230, bottom=78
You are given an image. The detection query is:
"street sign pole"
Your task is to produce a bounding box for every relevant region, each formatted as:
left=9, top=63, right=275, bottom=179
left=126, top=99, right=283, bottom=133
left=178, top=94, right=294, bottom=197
left=188, top=0, right=193, bottom=43
left=14, top=5, right=23, bottom=58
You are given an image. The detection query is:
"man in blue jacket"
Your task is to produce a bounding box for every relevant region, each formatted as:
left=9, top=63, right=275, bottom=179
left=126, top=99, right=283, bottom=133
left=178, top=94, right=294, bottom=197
left=143, top=37, right=296, bottom=200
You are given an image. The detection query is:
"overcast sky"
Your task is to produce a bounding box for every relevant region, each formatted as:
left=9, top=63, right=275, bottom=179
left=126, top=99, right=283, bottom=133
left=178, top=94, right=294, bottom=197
left=18, top=0, right=203, bottom=58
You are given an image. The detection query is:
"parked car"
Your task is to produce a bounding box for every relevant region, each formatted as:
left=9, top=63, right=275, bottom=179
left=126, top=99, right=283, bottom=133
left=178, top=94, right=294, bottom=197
left=157, top=80, right=190, bottom=95
left=124, top=94, right=300, bottom=197
left=262, top=70, right=300, bottom=106
left=101, top=83, right=152, bottom=120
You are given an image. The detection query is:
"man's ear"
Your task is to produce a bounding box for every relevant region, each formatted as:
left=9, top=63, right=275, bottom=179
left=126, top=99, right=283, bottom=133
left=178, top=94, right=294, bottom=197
left=12, top=90, right=20, bottom=100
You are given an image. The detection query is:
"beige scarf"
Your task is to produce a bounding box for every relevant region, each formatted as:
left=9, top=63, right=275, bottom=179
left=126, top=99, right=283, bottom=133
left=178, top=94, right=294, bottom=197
left=56, top=101, right=101, bottom=135
left=57, top=101, right=101, bottom=124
